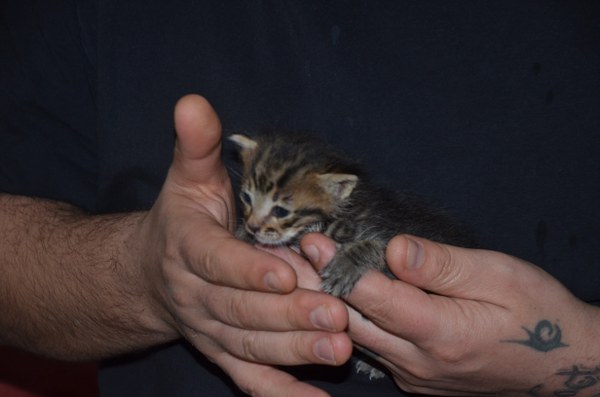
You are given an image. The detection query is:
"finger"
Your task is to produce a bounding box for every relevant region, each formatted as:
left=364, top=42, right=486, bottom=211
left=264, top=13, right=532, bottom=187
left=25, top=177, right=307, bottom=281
left=346, top=235, right=522, bottom=344
left=346, top=304, right=400, bottom=350
left=176, top=232, right=347, bottom=336
left=210, top=327, right=353, bottom=367
left=346, top=305, right=415, bottom=368
left=300, top=235, right=428, bottom=362
left=184, top=230, right=298, bottom=293
left=300, top=233, right=337, bottom=272
left=216, top=353, right=332, bottom=397
left=303, top=232, right=517, bottom=301
left=259, top=245, right=322, bottom=291
left=386, top=235, right=518, bottom=300
left=185, top=315, right=352, bottom=367
left=346, top=270, right=442, bottom=344
left=300, top=233, right=459, bottom=344
left=301, top=233, right=440, bottom=342
left=346, top=307, right=488, bottom=397
left=201, top=285, right=348, bottom=333
left=172, top=94, right=226, bottom=185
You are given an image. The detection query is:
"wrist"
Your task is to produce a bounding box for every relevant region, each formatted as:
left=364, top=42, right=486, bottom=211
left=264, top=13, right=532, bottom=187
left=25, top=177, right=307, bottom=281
left=110, top=211, right=180, bottom=347
left=518, top=303, right=600, bottom=396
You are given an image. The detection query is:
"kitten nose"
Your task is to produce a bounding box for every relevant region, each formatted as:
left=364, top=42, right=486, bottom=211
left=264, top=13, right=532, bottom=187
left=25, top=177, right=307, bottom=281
left=246, top=222, right=260, bottom=235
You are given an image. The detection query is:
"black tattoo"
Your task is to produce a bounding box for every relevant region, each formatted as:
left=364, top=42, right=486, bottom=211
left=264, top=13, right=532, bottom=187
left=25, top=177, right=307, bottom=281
left=528, top=384, right=544, bottom=396
left=503, top=320, right=568, bottom=352
left=557, top=366, right=600, bottom=395
left=528, top=366, right=600, bottom=397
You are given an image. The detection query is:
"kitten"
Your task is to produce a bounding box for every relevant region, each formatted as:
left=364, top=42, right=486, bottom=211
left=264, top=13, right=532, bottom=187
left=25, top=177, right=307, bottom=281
left=229, top=131, right=476, bottom=379
left=230, top=132, right=476, bottom=297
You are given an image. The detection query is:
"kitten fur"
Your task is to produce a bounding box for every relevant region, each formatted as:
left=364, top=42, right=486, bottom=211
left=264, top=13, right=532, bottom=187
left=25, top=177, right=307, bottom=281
left=230, top=131, right=476, bottom=298
left=230, top=131, right=476, bottom=380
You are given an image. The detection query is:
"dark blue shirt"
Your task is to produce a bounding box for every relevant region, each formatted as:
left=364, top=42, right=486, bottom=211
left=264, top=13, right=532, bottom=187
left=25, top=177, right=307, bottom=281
left=2, top=1, right=599, bottom=395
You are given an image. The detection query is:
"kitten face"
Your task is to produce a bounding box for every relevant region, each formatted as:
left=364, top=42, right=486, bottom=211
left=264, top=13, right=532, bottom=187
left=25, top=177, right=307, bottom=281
left=238, top=176, right=325, bottom=245
left=230, top=133, right=357, bottom=246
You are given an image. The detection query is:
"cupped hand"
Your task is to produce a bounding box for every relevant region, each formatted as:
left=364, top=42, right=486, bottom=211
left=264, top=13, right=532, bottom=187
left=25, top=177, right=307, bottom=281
left=134, top=95, right=352, bottom=397
left=301, top=233, right=600, bottom=396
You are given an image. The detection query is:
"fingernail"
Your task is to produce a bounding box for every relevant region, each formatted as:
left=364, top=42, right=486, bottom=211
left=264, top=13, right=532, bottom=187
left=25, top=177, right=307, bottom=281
left=303, top=244, right=319, bottom=264
left=406, top=237, right=425, bottom=269
left=263, top=272, right=283, bottom=292
left=313, top=338, right=336, bottom=364
left=310, top=305, right=336, bottom=332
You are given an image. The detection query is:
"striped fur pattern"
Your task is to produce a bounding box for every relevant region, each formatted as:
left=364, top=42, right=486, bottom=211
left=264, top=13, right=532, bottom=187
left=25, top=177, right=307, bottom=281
left=230, top=132, right=476, bottom=298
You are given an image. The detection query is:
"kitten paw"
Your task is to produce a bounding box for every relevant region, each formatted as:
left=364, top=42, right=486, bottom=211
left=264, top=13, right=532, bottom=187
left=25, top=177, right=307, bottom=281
left=320, top=256, right=363, bottom=297
left=320, top=240, right=386, bottom=297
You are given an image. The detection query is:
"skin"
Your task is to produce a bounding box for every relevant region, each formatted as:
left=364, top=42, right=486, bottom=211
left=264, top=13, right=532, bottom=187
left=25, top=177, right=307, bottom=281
left=0, top=95, right=352, bottom=397
left=4, top=94, right=598, bottom=396
left=296, top=233, right=600, bottom=396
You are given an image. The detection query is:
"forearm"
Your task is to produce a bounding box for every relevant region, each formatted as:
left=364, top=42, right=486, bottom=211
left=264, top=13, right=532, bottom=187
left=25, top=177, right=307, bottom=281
left=0, top=194, right=175, bottom=360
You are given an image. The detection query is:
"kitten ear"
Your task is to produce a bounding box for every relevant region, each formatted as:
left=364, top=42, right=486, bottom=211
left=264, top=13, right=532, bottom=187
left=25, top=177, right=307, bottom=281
left=229, top=134, right=258, bottom=151
left=317, top=173, right=358, bottom=201
left=229, top=134, right=258, bottom=165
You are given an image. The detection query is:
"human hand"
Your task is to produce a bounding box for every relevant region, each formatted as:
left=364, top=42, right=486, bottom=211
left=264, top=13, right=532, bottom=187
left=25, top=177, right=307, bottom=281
left=301, top=233, right=600, bottom=396
left=131, top=95, right=352, bottom=397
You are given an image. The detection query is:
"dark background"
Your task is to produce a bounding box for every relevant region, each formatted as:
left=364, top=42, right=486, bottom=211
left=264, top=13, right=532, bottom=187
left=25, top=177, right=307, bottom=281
left=1, top=1, right=599, bottom=396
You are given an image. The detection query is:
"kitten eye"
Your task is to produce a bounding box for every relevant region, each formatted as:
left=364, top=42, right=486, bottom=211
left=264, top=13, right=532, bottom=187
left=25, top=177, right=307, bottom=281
left=241, top=191, right=252, bottom=205
left=271, top=206, right=290, bottom=218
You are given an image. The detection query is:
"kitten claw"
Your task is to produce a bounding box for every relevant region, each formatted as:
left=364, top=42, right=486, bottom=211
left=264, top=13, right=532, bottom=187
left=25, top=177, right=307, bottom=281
left=355, top=360, right=386, bottom=380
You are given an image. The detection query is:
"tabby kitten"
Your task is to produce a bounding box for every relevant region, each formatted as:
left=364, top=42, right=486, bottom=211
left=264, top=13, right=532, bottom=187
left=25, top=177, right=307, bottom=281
left=230, top=132, right=475, bottom=298
left=230, top=131, right=475, bottom=379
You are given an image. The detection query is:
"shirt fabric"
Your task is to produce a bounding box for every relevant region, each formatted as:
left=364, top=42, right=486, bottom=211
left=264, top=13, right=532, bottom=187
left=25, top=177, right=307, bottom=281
left=1, top=1, right=600, bottom=396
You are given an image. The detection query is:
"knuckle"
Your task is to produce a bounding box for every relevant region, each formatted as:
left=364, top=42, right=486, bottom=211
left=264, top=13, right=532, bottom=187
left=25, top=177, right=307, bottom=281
left=239, top=331, right=262, bottom=362
left=432, top=344, right=466, bottom=365
left=424, top=331, right=470, bottom=366
left=168, top=285, right=195, bottom=308
left=225, top=290, right=255, bottom=326
left=292, top=334, right=315, bottom=362
left=161, top=263, right=197, bottom=309
left=205, top=288, right=255, bottom=328
left=196, top=244, right=222, bottom=281
left=289, top=292, right=318, bottom=327
left=180, top=229, right=227, bottom=283
left=430, top=243, right=462, bottom=287
left=364, top=295, right=397, bottom=322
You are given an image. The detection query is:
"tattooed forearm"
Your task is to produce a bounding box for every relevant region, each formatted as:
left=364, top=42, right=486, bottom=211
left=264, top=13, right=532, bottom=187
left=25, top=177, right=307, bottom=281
left=528, top=365, right=600, bottom=397
left=503, top=320, right=568, bottom=352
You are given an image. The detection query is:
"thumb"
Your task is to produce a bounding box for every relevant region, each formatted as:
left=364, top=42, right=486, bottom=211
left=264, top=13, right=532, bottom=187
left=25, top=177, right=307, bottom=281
left=172, top=94, right=225, bottom=185
left=386, top=235, right=505, bottom=299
